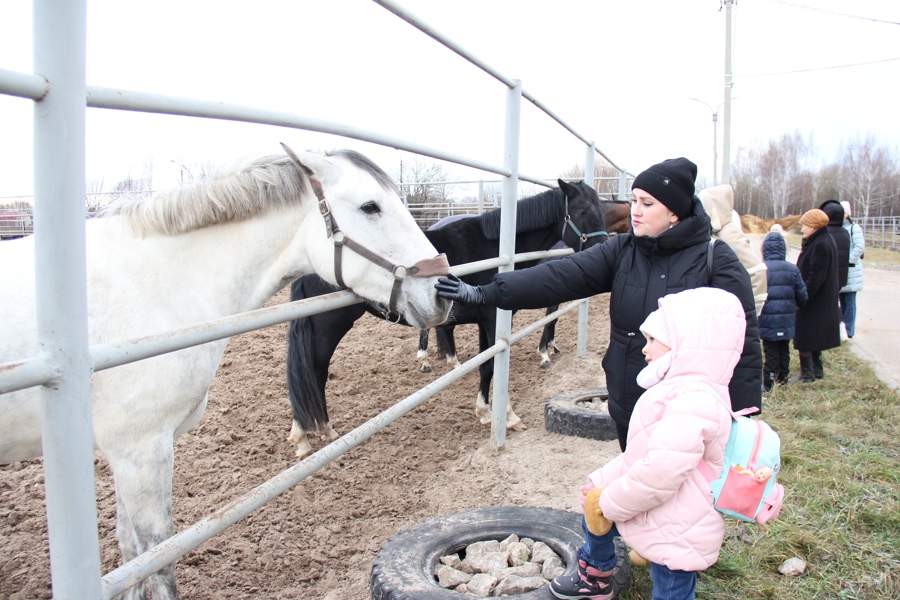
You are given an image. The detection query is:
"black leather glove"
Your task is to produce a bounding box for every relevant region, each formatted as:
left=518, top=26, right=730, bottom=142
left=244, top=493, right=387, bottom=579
left=434, top=274, right=486, bottom=306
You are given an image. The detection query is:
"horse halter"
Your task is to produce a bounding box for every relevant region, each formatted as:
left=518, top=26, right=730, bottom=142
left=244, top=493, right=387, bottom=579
left=562, top=194, right=609, bottom=252
left=282, top=146, right=449, bottom=321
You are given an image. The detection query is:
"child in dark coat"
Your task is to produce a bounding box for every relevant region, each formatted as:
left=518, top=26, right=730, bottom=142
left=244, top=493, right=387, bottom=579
left=759, top=231, right=808, bottom=390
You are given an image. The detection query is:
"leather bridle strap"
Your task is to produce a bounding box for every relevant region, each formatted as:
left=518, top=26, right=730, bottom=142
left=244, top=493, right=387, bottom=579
left=282, top=144, right=449, bottom=317
left=562, top=195, right=609, bottom=251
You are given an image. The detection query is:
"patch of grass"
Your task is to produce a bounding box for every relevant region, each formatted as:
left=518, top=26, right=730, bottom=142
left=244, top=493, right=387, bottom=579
left=621, top=345, right=900, bottom=600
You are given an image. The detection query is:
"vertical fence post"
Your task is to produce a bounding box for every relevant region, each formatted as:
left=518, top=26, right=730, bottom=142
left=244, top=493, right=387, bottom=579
left=490, top=79, right=521, bottom=450
left=618, top=170, right=627, bottom=203
left=576, top=144, right=596, bottom=359
left=478, top=180, right=484, bottom=214
left=33, top=0, right=103, bottom=597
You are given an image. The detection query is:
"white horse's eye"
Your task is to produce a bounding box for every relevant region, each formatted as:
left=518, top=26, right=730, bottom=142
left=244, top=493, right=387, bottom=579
left=361, top=201, right=381, bottom=215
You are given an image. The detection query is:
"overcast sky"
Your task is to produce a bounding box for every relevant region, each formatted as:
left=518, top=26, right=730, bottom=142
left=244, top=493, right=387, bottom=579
left=1, top=0, right=898, bottom=200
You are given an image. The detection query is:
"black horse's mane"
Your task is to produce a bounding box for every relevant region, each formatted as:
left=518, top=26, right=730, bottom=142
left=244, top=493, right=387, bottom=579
left=479, top=187, right=565, bottom=241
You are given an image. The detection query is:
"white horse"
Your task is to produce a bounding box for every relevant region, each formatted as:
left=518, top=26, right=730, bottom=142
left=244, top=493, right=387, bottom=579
left=0, top=146, right=451, bottom=599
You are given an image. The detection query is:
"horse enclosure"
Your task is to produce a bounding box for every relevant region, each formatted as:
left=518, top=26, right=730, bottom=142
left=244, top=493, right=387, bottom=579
left=0, top=1, right=630, bottom=597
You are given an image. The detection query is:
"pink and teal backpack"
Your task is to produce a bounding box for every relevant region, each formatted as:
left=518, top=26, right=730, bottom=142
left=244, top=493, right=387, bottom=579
left=679, top=382, right=785, bottom=524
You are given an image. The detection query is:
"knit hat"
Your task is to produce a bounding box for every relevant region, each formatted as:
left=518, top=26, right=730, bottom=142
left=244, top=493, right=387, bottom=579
left=840, top=201, right=852, bottom=218
left=800, top=209, right=829, bottom=230
left=640, top=307, right=671, bottom=348
left=631, top=157, right=697, bottom=220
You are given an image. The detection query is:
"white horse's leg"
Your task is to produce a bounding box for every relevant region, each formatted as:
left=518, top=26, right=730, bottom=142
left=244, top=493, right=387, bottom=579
left=115, top=487, right=150, bottom=600
left=107, top=437, right=179, bottom=600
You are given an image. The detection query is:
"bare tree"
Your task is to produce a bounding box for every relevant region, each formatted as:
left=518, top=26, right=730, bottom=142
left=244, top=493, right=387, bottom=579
left=841, top=134, right=896, bottom=219
left=171, top=156, right=218, bottom=185
left=392, top=154, right=460, bottom=226
left=559, top=160, right=624, bottom=200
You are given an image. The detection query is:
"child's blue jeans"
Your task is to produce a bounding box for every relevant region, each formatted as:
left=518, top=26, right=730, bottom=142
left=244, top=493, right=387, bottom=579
left=580, top=515, right=697, bottom=600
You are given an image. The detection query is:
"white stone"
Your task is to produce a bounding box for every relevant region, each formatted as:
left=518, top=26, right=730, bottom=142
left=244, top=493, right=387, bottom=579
left=541, top=556, right=565, bottom=580
left=440, top=553, right=463, bottom=570
left=494, top=562, right=542, bottom=580
left=470, top=551, right=510, bottom=575
left=437, top=565, right=473, bottom=588
left=467, top=573, right=498, bottom=596
left=492, top=575, right=547, bottom=596
left=778, top=557, right=807, bottom=576
left=530, top=542, right=558, bottom=565
left=507, top=542, right=531, bottom=566
left=498, top=534, right=519, bottom=552
left=466, top=540, right=501, bottom=560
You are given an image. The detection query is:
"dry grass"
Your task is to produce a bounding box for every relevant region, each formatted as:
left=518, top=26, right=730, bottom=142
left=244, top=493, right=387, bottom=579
left=622, top=344, right=900, bottom=600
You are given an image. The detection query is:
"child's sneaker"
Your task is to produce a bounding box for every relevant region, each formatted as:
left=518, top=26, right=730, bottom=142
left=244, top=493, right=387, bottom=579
left=550, top=540, right=631, bottom=600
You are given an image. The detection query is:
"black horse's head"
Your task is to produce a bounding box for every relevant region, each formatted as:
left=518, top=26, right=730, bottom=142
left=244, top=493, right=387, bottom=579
left=557, top=179, right=608, bottom=251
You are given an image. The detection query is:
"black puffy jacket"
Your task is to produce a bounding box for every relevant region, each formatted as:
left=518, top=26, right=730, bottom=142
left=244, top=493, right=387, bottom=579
left=480, top=198, right=762, bottom=426
left=820, top=200, right=851, bottom=288
left=759, top=232, right=808, bottom=342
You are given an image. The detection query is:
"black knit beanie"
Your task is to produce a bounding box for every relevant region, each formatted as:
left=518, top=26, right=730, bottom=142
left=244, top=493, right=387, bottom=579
left=631, top=157, right=697, bottom=220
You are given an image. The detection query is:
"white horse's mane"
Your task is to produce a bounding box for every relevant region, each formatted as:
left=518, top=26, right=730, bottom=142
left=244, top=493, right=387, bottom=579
left=101, top=154, right=307, bottom=236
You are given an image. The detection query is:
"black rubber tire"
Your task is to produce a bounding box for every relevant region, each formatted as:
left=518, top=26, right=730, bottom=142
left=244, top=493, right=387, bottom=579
left=544, top=388, right=617, bottom=441
left=371, top=506, right=629, bottom=599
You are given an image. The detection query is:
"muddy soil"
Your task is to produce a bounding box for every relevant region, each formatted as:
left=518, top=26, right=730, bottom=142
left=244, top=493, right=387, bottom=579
left=0, top=291, right=619, bottom=600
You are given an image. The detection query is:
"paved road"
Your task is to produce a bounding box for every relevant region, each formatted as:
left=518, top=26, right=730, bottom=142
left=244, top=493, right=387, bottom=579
left=844, top=265, right=900, bottom=389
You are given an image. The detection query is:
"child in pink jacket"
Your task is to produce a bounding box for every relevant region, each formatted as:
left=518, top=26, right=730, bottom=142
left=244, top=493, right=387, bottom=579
left=550, top=287, right=744, bottom=600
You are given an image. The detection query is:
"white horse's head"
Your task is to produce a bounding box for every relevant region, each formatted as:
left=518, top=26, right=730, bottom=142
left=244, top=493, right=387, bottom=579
left=284, top=145, right=452, bottom=329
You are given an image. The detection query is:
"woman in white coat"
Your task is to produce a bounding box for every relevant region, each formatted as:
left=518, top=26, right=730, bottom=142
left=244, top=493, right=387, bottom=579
left=840, top=201, right=865, bottom=338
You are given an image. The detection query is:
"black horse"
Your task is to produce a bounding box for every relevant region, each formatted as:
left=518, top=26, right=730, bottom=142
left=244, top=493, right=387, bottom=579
left=529, top=200, right=630, bottom=367
left=285, top=180, right=609, bottom=457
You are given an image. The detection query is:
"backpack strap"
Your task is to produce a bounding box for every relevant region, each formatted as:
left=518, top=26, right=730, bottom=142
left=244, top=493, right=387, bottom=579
left=706, top=239, right=715, bottom=286
left=668, top=381, right=761, bottom=483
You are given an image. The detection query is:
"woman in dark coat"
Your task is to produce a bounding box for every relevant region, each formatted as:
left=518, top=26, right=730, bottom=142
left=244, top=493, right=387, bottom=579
left=793, top=208, right=842, bottom=382
left=819, top=199, right=851, bottom=289
left=436, top=157, right=762, bottom=450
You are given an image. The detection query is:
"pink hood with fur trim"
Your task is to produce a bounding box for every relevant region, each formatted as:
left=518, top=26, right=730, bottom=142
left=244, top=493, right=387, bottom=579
left=588, top=287, right=746, bottom=571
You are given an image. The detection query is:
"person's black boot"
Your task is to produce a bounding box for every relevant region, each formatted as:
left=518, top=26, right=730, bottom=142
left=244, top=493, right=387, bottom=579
left=790, top=354, right=816, bottom=383
left=812, top=351, right=825, bottom=379
left=762, top=372, right=774, bottom=393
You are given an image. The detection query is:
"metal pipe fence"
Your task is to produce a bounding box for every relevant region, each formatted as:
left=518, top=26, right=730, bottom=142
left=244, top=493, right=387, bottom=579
left=0, top=1, right=631, bottom=596
left=858, top=216, right=900, bottom=251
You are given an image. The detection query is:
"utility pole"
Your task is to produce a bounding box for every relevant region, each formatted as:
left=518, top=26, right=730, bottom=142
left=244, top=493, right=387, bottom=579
left=722, top=0, right=735, bottom=186
left=690, top=98, right=722, bottom=187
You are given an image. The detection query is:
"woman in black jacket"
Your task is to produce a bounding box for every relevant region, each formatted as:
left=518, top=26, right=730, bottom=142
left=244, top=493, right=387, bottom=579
left=792, top=208, right=842, bottom=382
left=436, top=157, right=762, bottom=450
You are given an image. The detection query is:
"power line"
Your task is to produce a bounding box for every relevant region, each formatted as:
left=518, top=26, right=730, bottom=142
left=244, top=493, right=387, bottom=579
left=760, top=0, right=900, bottom=25
left=738, top=56, right=900, bottom=77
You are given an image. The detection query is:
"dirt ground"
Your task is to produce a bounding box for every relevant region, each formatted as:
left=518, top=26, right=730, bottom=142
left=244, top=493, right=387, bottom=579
left=0, top=290, right=620, bottom=600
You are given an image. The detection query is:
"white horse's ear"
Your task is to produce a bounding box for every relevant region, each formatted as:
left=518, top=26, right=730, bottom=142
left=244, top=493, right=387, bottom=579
left=280, top=143, right=333, bottom=181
